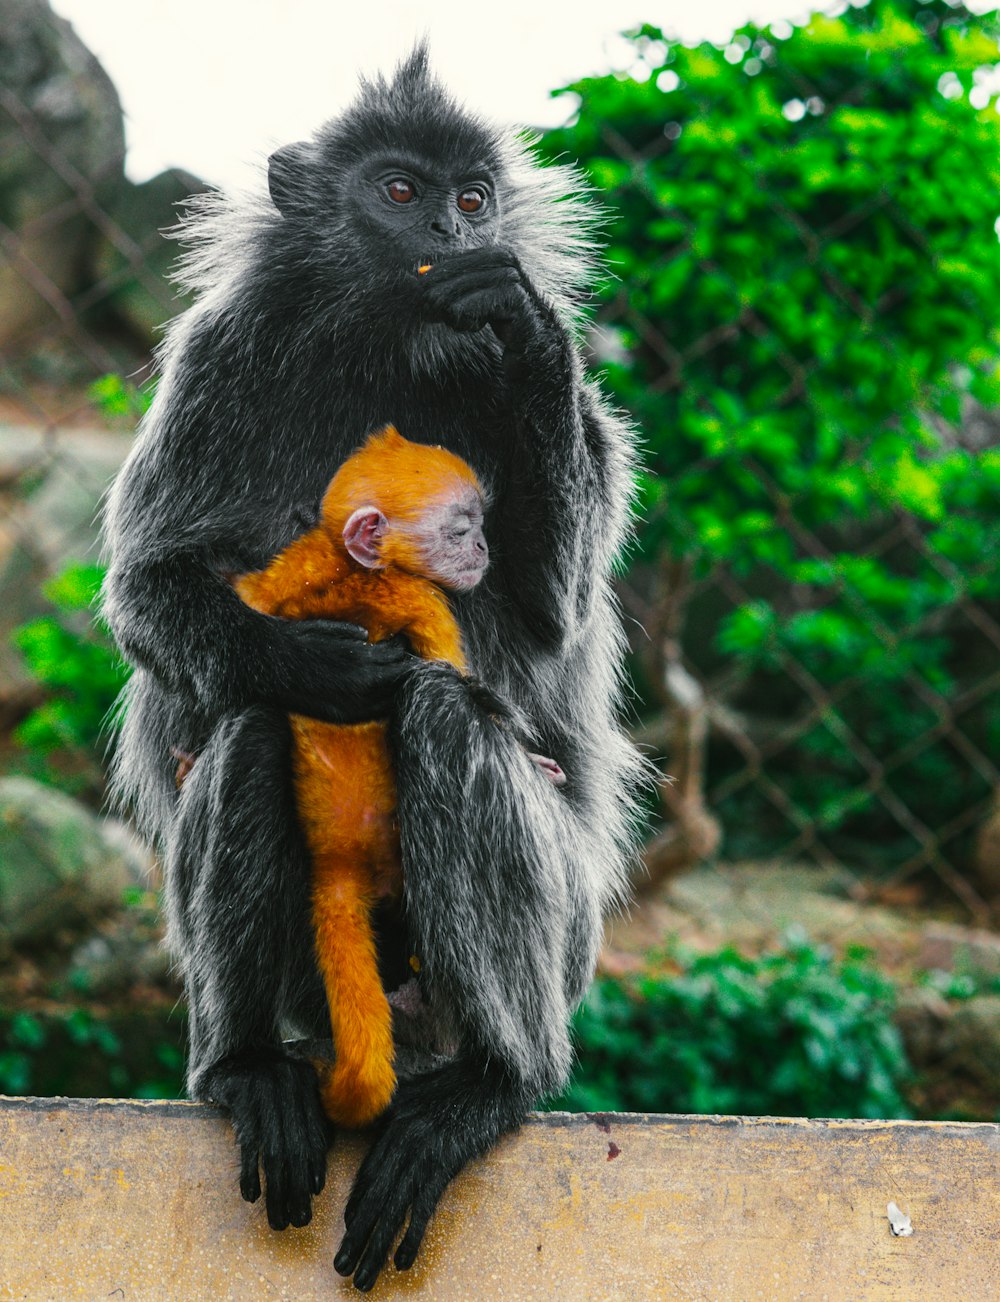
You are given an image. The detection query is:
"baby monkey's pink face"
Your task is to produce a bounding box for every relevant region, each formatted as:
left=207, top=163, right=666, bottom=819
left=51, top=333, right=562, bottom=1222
left=412, top=484, right=489, bottom=592
left=342, top=478, right=489, bottom=592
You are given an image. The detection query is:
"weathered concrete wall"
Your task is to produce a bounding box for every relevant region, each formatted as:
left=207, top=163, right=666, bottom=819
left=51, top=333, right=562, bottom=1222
left=0, top=1097, right=998, bottom=1300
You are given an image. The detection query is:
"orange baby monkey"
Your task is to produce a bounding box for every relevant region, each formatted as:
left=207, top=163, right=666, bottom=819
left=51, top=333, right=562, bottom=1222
left=235, top=426, right=492, bottom=1128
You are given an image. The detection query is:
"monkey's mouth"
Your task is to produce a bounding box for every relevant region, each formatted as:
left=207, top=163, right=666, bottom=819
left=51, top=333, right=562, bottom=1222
left=452, top=565, right=488, bottom=591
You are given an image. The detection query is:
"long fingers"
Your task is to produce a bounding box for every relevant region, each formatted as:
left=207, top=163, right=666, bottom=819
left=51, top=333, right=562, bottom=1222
left=393, top=1166, right=454, bottom=1271
left=212, top=1055, right=332, bottom=1231
left=238, top=1129, right=262, bottom=1204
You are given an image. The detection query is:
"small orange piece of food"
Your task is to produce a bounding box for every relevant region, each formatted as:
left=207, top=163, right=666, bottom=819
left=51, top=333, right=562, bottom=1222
left=417, top=263, right=432, bottom=275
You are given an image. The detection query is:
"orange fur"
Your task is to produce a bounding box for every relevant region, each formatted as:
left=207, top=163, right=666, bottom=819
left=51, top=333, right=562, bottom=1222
left=235, top=426, right=480, bottom=1127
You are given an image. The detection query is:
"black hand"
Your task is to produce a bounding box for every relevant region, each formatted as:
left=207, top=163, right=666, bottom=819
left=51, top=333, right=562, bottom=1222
left=416, top=248, right=543, bottom=350
left=202, top=1050, right=333, bottom=1231
left=333, top=1056, right=530, bottom=1292
left=269, top=620, right=416, bottom=723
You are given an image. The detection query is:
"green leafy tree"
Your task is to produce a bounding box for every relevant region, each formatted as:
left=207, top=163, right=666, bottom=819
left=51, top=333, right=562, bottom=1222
left=543, top=0, right=1000, bottom=889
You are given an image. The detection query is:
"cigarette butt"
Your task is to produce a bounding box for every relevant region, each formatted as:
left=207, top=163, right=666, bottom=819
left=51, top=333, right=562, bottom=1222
left=417, top=263, right=432, bottom=275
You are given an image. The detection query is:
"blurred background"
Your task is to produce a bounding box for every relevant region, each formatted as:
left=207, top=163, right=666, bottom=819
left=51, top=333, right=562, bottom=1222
left=2, top=0, right=1000, bottom=1122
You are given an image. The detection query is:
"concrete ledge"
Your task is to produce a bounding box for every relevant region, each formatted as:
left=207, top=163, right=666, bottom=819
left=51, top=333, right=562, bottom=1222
left=0, top=1097, right=998, bottom=1300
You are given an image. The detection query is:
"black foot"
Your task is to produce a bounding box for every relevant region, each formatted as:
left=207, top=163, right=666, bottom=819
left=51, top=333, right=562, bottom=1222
left=202, top=1049, right=333, bottom=1230
left=334, top=1055, right=530, bottom=1291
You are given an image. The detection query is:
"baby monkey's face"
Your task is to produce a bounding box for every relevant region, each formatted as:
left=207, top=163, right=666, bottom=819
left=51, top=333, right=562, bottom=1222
left=338, top=460, right=489, bottom=592
left=409, top=484, right=489, bottom=592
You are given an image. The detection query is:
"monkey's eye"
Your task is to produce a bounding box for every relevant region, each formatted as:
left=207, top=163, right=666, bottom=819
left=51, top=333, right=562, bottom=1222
left=386, top=179, right=416, bottom=204
left=457, top=189, right=485, bottom=214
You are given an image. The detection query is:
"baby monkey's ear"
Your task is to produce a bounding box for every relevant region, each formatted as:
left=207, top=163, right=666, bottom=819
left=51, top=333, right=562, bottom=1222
left=343, top=507, right=389, bottom=568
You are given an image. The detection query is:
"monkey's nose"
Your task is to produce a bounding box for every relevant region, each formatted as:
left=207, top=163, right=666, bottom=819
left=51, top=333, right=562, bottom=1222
left=430, top=217, right=460, bottom=238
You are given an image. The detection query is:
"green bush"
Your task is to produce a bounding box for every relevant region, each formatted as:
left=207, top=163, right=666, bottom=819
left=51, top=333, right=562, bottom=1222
left=0, top=1008, right=185, bottom=1100
left=11, top=562, right=129, bottom=792
left=552, top=940, right=910, bottom=1119
left=8, top=377, right=151, bottom=790
left=87, top=373, right=155, bottom=424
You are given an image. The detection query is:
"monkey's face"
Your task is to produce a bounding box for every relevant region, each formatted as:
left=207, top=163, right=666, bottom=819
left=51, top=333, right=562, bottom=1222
left=348, top=149, right=502, bottom=265
left=405, top=485, right=489, bottom=592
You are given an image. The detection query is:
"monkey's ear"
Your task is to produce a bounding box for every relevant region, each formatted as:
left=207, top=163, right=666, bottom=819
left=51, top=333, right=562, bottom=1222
left=343, top=507, right=389, bottom=569
left=268, top=141, right=313, bottom=217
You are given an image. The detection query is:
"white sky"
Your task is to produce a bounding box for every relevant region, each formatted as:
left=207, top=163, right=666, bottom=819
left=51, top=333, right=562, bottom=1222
left=49, top=0, right=814, bottom=188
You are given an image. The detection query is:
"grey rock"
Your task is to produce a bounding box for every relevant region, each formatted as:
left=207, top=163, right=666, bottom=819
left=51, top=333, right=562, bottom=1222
left=68, top=925, right=170, bottom=994
left=0, top=775, right=139, bottom=947
left=0, top=0, right=126, bottom=350
left=916, top=921, right=1000, bottom=979
left=95, top=167, right=205, bottom=345
left=895, top=986, right=951, bottom=1067
left=896, top=988, right=1000, bottom=1087
left=945, top=995, right=1000, bottom=1084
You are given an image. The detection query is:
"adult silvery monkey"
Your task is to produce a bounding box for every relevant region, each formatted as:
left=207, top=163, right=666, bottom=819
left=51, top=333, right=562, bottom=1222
left=103, top=45, right=641, bottom=1292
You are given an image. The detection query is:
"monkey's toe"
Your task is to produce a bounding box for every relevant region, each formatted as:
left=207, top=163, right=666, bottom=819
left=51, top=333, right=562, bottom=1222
left=205, top=1050, right=332, bottom=1231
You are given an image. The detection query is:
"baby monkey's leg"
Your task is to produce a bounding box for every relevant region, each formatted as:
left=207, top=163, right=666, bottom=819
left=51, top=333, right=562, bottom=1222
left=526, top=752, right=566, bottom=786
left=311, top=857, right=397, bottom=1128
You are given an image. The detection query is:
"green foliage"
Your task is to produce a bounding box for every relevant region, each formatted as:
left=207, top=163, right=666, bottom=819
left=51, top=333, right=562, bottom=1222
left=11, top=562, right=129, bottom=790
left=0, top=1008, right=185, bottom=1099
left=920, top=961, right=1000, bottom=1001
left=10, top=368, right=151, bottom=787
left=552, top=941, right=910, bottom=1119
left=88, top=373, right=156, bottom=424
left=542, top=0, right=1000, bottom=866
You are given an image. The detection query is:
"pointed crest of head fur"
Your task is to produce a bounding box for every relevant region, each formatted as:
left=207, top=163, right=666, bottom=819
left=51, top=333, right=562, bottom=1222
left=323, top=39, right=504, bottom=179
left=363, top=41, right=436, bottom=113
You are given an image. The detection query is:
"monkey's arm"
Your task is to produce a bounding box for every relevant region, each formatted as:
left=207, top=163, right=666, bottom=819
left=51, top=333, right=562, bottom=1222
left=240, top=555, right=465, bottom=680
left=417, top=251, right=632, bottom=647
left=503, top=380, right=630, bottom=649
left=103, top=550, right=407, bottom=723
left=102, top=364, right=410, bottom=724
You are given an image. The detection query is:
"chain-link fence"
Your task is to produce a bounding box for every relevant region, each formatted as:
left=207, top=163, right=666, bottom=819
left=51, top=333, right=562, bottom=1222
left=2, top=1, right=999, bottom=920
left=547, top=4, right=1000, bottom=922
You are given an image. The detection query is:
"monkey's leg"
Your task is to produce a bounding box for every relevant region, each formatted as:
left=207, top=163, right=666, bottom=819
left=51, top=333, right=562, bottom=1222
left=336, top=1055, right=533, bottom=1289
left=335, top=661, right=634, bottom=1290
left=167, top=705, right=332, bottom=1230
left=311, top=856, right=397, bottom=1128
